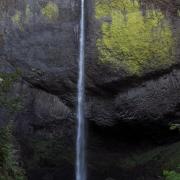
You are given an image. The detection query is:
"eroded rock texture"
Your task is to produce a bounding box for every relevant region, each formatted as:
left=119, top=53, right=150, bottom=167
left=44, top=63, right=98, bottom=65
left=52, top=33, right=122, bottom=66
left=0, top=0, right=180, bottom=179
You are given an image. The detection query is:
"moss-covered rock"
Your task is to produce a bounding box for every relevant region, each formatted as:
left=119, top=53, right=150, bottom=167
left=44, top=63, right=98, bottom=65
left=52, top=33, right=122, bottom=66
left=96, top=0, right=175, bottom=75
left=41, top=2, right=59, bottom=21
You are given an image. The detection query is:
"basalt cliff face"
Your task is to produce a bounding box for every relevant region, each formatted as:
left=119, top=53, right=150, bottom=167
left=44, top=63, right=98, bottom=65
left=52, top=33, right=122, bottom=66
left=1, top=0, right=180, bottom=180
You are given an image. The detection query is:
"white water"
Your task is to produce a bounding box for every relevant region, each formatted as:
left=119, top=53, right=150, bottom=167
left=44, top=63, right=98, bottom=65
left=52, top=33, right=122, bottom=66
left=76, top=0, right=86, bottom=179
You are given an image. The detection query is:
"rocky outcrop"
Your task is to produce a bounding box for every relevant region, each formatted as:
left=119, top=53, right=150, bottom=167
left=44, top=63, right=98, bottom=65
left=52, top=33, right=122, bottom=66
left=0, top=0, right=180, bottom=179
left=1, top=0, right=180, bottom=126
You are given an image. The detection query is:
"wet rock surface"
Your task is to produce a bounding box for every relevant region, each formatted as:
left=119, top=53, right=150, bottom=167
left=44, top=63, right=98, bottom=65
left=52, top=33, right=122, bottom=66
left=0, top=0, right=180, bottom=179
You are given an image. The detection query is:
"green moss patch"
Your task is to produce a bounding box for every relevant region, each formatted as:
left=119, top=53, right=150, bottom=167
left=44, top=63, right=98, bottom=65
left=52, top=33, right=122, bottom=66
left=11, top=11, right=23, bottom=30
left=96, top=0, right=175, bottom=75
left=163, top=170, right=180, bottom=180
left=41, top=2, right=59, bottom=21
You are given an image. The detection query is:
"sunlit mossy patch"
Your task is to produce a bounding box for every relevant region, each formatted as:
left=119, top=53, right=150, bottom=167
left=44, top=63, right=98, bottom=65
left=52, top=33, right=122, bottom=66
left=96, top=0, right=175, bottom=75
left=41, top=2, right=59, bottom=21
left=11, top=10, right=23, bottom=30
left=12, top=10, right=21, bottom=25
left=11, top=4, right=32, bottom=29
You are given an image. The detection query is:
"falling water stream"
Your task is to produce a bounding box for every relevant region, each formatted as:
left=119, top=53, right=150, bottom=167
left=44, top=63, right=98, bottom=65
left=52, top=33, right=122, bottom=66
left=76, top=0, right=86, bottom=180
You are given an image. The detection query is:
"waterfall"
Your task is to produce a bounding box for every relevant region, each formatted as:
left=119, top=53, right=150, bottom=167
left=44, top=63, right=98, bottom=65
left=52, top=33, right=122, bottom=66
left=76, top=0, right=86, bottom=180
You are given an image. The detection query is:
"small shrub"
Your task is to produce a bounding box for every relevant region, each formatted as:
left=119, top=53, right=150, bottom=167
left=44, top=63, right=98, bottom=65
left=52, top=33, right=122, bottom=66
left=0, top=70, right=26, bottom=179
left=0, top=125, right=26, bottom=180
left=163, top=170, right=180, bottom=180
left=0, top=71, right=22, bottom=113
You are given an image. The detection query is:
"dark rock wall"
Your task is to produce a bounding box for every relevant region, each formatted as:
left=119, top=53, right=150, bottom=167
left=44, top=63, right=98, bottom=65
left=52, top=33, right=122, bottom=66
left=0, top=0, right=79, bottom=179
left=0, top=0, right=180, bottom=180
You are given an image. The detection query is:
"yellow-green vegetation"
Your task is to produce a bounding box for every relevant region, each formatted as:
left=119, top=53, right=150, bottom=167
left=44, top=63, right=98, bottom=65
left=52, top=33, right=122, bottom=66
left=12, top=11, right=21, bottom=25
left=96, top=0, right=174, bottom=75
left=11, top=5, right=32, bottom=29
left=41, top=2, right=59, bottom=21
left=0, top=125, right=26, bottom=180
left=11, top=11, right=23, bottom=30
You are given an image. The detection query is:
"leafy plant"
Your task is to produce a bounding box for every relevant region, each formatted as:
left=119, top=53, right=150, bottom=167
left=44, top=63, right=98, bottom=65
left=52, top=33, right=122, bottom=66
left=163, top=170, right=180, bottom=180
left=0, top=71, right=22, bottom=113
left=41, top=2, right=59, bottom=21
left=169, top=123, right=180, bottom=131
left=0, top=70, right=26, bottom=179
left=0, top=125, right=26, bottom=180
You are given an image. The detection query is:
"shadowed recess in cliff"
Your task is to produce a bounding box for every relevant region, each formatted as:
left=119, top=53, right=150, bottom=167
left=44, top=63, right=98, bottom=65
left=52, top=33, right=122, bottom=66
left=95, top=0, right=176, bottom=75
